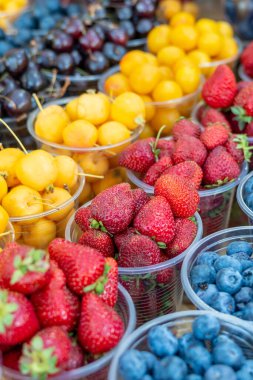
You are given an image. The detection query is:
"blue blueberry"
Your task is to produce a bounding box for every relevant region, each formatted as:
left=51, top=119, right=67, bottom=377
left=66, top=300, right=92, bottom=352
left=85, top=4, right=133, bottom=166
left=191, top=265, right=216, bottom=289
left=143, top=376, right=153, bottom=380
left=119, top=349, right=148, bottom=380
left=237, top=360, right=253, bottom=380
left=186, top=376, right=203, bottom=380
left=148, top=326, right=178, bottom=357
left=192, top=315, right=220, bottom=341
left=245, top=193, right=253, bottom=210
left=196, top=284, right=219, bottom=305
left=235, top=287, right=253, bottom=304
left=204, top=365, right=237, bottom=380
left=216, top=268, right=242, bottom=294
left=227, top=241, right=253, bottom=257
left=213, top=334, right=235, bottom=347
left=213, top=341, right=246, bottom=369
left=196, top=251, right=219, bottom=266
left=244, top=177, right=253, bottom=195
left=242, top=267, right=253, bottom=287
left=232, top=253, right=253, bottom=271
left=210, top=292, right=235, bottom=314
left=153, top=356, right=188, bottom=380
left=214, top=256, right=242, bottom=273
left=185, top=345, right=212, bottom=375
left=240, top=302, right=253, bottom=321
left=141, top=351, right=157, bottom=372
left=178, top=333, right=201, bottom=357
left=236, top=302, right=248, bottom=310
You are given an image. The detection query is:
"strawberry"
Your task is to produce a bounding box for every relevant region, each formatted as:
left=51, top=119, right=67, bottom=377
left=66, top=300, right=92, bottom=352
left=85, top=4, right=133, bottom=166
left=118, top=137, right=156, bottom=173
left=133, top=196, right=175, bottom=245
left=172, top=118, right=201, bottom=139
left=156, top=254, right=173, bottom=284
left=78, top=229, right=114, bottom=258
left=98, top=257, right=118, bottom=307
left=200, top=123, right=229, bottom=150
left=172, top=135, right=207, bottom=166
left=19, top=326, right=72, bottom=378
left=143, top=156, right=173, bottom=186
left=203, top=146, right=240, bottom=185
left=237, top=81, right=251, bottom=93
left=132, top=188, right=150, bottom=216
left=202, top=65, right=237, bottom=108
left=114, top=227, right=137, bottom=250
left=31, top=261, right=80, bottom=331
left=233, top=84, right=253, bottom=117
left=224, top=135, right=246, bottom=164
left=163, top=161, right=203, bottom=190
left=157, top=139, right=175, bottom=158
left=78, top=293, right=124, bottom=354
left=154, top=174, right=199, bottom=218
left=63, top=340, right=84, bottom=371
left=118, top=234, right=161, bottom=267
left=166, top=218, right=197, bottom=257
left=246, top=121, right=253, bottom=137
left=90, top=183, right=135, bottom=234
left=3, top=348, right=22, bottom=371
left=74, top=206, right=92, bottom=232
left=0, top=289, right=39, bottom=346
left=241, top=41, right=253, bottom=78
left=200, top=107, right=230, bottom=129
left=0, top=243, right=50, bottom=295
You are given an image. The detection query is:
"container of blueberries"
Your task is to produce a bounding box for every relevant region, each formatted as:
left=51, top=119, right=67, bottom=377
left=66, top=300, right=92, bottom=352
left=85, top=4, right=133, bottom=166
left=182, top=226, right=253, bottom=324
left=237, top=172, right=253, bottom=226
left=109, top=310, right=253, bottom=380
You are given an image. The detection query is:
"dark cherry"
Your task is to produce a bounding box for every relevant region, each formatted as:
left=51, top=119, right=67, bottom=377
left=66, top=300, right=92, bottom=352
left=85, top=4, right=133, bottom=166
left=84, top=52, right=109, bottom=74
left=4, top=89, right=32, bottom=117
left=79, top=30, right=104, bottom=52
left=11, top=30, right=32, bottom=48
left=91, top=25, right=106, bottom=41
left=4, top=49, right=28, bottom=77
left=21, top=63, right=48, bottom=92
left=103, top=42, right=127, bottom=64
left=56, top=53, right=75, bottom=75
left=39, top=15, right=56, bottom=31
left=135, top=0, right=155, bottom=18
left=71, top=50, right=82, bottom=66
left=120, top=20, right=136, bottom=39
left=0, top=76, right=19, bottom=96
left=47, top=30, right=74, bottom=53
left=136, top=18, right=153, bottom=36
left=63, top=17, right=84, bottom=39
left=116, top=6, right=133, bottom=20
left=37, top=49, right=57, bottom=69
left=107, top=27, right=128, bottom=46
left=0, top=59, right=5, bottom=75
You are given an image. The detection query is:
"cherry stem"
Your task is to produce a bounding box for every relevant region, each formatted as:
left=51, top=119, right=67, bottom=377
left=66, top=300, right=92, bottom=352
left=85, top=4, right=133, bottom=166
left=77, top=173, right=104, bottom=179
left=0, top=119, right=28, bottom=154
left=32, top=197, right=61, bottom=211
left=0, top=231, right=14, bottom=238
left=32, top=93, right=43, bottom=112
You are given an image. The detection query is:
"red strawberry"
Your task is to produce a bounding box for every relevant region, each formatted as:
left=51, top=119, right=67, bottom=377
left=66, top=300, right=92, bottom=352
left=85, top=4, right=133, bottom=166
left=133, top=196, right=175, bottom=244
left=132, top=188, right=150, bottom=216
left=154, top=174, right=199, bottom=218
left=163, top=161, right=203, bottom=189
left=31, top=261, right=80, bottom=331
left=156, top=254, right=173, bottom=284
left=203, top=146, right=240, bottom=185
left=172, top=118, right=201, bottom=139
left=3, top=348, right=22, bottom=371
left=143, top=156, right=173, bottom=186
left=19, top=327, right=72, bottom=378
left=241, top=41, right=253, bottom=78
left=246, top=121, right=253, bottom=137
left=0, top=243, right=50, bottom=295
left=157, top=139, right=175, bottom=158
left=78, top=230, right=114, bottom=258
left=114, top=227, right=137, bottom=250
left=118, top=138, right=156, bottom=173
left=200, top=123, right=229, bottom=150
left=202, top=65, right=237, bottom=108
left=166, top=218, right=197, bottom=257
left=224, top=135, right=245, bottom=164
left=118, top=234, right=161, bottom=267
left=74, top=206, right=92, bottom=232
left=78, top=293, right=125, bottom=354
left=0, top=289, right=39, bottom=346
left=98, top=257, right=118, bottom=307
left=90, top=183, right=135, bottom=234
left=233, top=84, right=253, bottom=117
left=63, top=341, right=84, bottom=371
left=200, top=107, right=230, bottom=129
left=172, top=135, right=207, bottom=166
left=237, top=81, right=251, bottom=93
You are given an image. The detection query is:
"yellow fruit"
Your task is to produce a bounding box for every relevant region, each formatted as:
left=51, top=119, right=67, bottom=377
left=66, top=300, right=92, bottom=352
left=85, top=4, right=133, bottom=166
left=0, top=176, right=8, bottom=202
left=35, top=105, right=70, bottom=144
left=42, top=187, right=73, bottom=222
left=22, top=218, right=56, bottom=248
left=0, top=205, right=9, bottom=235
left=144, top=53, right=158, bottom=66
left=15, top=150, right=58, bottom=192
left=198, top=32, right=222, bottom=57
left=182, top=2, right=199, bottom=17
left=65, top=98, right=79, bottom=121
left=188, top=50, right=211, bottom=67
left=62, top=120, right=98, bottom=148
left=12, top=223, right=21, bottom=240
left=152, top=80, right=183, bottom=102
left=170, top=11, right=195, bottom=27
left=54, top=156, right=78, bottom=189
left=98, top=122, right=130, bottom=147
left=171, top=25, right=198, bottom=51
left=196, top=18, right=218, bottom=34
left=217, top=37, right=238, bottom=60
left=120, top=50, right=147, bottom=76
left=175, top=65, right=201, bottom=94
left=2, top=186, right=43, bottom=218
left=147, top=25, right=171, bottom=54
left=79, top=182, right=93, bottom=204
left=75, top=93, right=111, bottom=125
left=129, top=64, right=161, bottom=95
left=92, top=168, right=123, bottom=195
left=157, top=46, right=185, bottom=67
left=150, top=108, right=180, bottom=135
left=158, top=66, right=174, bottom=81
left=0, top=148, right=25, bottom=187
left=159, top=0, right=181, bottom=20
left=73, top=152, right=110, bottom=183
left=217, top=21, right=233, bottom=38
left=104, top=73, right=130, bottom=97
left=111, top=92, right=146, bottom=130
left=173, top=56, right=197, bottom=72
left=140, top=124, right=156, bottom=139
left=140, top=95, right=155, bottom=122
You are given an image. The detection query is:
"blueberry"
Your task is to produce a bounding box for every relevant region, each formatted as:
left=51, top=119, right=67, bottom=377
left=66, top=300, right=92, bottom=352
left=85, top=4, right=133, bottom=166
left=210, top=292, right=235, bottom=314
left=0, top=28, right=5, bottom=40
left=236, top=302, right=247, bottom=310
left=11, top=30, right=32, bottom=47
left=39, top=16, right=56, bottom=31
left=240, top=301, right=253, bottom=321
left=0, top=41, right=14, bottom=57
left=153, top=356, right=188, bottom=380
left=196, top=284, right=219, bottom=305
left=227, top=241, right=253, bottom=257
left=141, top=351, right=157, bottom=372
left=148, top=326, right=178, bottom=357
left=235, top=287, right=253, bottom=304
left=242, top=267, right=253, bottom=287
left=192, top=315, right=220, bottom=341
left=191, top=265, right=216, bottom=289
left=231, top=253, right=253, bottom=271
left=186, top=376, right=203, bottom=380
left=216, top=268, right=242, bottom=294
left=185, top=345, right=212, bottom=375
left=245, top=193, right=253, bottom=210
left=213, top=341, right=246, bottom=369
left=14, top=12, right=37, bottom=30
left=244, top=177, right=253, bottom=195
left=143, top=376, right=153, bottom=380
left=196, top=251, right=219, bottom=266
left=214, top=256, right=242, bottom=273
left=204, top=365, right=237, bottom=380
left=119, top=349, right=148, bottom=380
left=237, top=360, right=253, bottom=380
left=213, top=334, right=235, bottom=346
left=178, top=333, right=201, bottom=357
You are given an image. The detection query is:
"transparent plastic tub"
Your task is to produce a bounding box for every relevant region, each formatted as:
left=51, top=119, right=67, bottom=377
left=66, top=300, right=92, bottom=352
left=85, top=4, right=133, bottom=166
left=108, top=309, right=253, bottom=380
left=238, top=64, right=252, bottom=82
left=65, top=201, right=203, bottom=326
left=181, top=226, right=253, bottom=321
left=237, top=171, right=253, bottom=226
left=1, top=283, right=136, bottom=380
left=0, top=221, right=15, bottom=249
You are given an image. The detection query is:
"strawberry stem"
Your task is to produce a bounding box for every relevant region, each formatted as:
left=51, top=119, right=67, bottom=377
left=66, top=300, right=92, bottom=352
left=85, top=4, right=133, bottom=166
left=151, top=125, right=167, bottom=162
left=83, top=263, right=111, bottom=295
left=233, top=134, right=253, bottom=162
left=231, top=106, right=253, bottom=131
left=157, top=242, right=167, bottom=249
left=89, top=219, right=112, bottom=236
left=0, top=290, right=18, bottom=334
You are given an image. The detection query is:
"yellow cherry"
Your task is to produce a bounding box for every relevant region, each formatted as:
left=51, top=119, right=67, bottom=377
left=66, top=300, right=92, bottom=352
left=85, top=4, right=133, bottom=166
left=92, top=168, right=123, bottom=195
left=75, top=93, right=111, bottom=126
left=22, top=218, right=56, bottom=249
left=0, top=205, right=9, bottom=234
left=65, top=98, right=79, bottom=121
left=111, top=92, right=146, bottom=130
left=62, top=120, right=98, bottom=148
left=35, top=105, right=70, bottom=143
left=0, top=175, right=8, bottom=202
left=54, top=155, right=78, bottom=189
left=0, top=148, right=25, bottom=187
left=98, top=121, right=131, bottom=146
left=42, top=187, right=74, bottom=222
left=73, top=152, right=110, bottom=183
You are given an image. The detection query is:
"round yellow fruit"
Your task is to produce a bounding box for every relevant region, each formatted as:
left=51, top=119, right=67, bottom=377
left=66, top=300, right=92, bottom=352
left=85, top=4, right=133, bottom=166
left=140, top=95, right=156, bottom=122
left=188, top=50, right=211, bottom=67
left=198, top=32, right=222, bottom=57
left=111, top=92, right=146, bottom=130
left=0, top=176, right=8, bottom=202
left=140, top=124, right=156, bottom=139
left=2, top=186, right=43, bottom=218
left=217, top=37, right=238, bottom=60
left=217, top=21, right=233, bottom=38
left=196, top=18, right=218, bottom=34
left=147, top=25, right=171, bottom=54
left=120, top=50, right=147, bottom=76
left=0, top=148, right=25, bottom=187
left=35, top=105, right=70, bottom=143
left=98, top=122, right=130, bottom=146
left=22, top=218, right=56, bottom=248
left=75, top=93, right=111, bottom=125
left=150, top=108, right=180, bottom=134
left=171, top=25, right=198, bottom=51
left=42, top=187, right=73, bottom=222
left=175, top=65, right=201, bottom=94
left=54, top=156, right=78, bottom=189
left=104, top=73, right=130, bottom=97
left=160, top=0, right=181, bottom=20
left=65, top=98, right=79, bottom=121
left=92, top=168, right=123, bottom=195
left=73, top=152, right=110, bottom=183
left=62, top=120, right=98, bottom=148
left=0, top=205, right=9, bottom=235
left=157, top=46, right=185, bottom=67
left=170, top=11, right=195, bottom=27
left=129, top=64, right=161, bottom=95
left=158, top=66, right=174, bottom=81
left=152, top=80, right=183, bottom=102
left=79, top=182, right=93, bottom=204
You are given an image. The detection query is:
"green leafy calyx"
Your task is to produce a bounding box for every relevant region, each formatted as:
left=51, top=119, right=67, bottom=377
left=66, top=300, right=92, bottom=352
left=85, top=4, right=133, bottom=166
left=233, top=134, right=253, bottom=162
left=83, top=263, right=111, bottom=295
left=231, top=106, right=253, bottom=131
left=0, top=290, right=18, bottom=334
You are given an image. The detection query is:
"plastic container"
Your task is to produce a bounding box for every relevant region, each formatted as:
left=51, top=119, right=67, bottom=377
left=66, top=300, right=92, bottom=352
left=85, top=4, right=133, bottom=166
left=1, top=283, right=136, bottom=380
left=237, top=171, right=253, bottom=226
left=238, top=64, right=252, bottom=82
left=0, top=221, right=15, bottom=249
left=181, top=226, right=253, bottom=320
left=65, top=201, right=203, bottom=326
left=109, top=309, right=253, bottom=380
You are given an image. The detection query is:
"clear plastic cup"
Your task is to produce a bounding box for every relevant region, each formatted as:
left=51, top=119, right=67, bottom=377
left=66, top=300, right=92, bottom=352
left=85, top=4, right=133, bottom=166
left=0, top=221, right=15, bottom=249
left=181, top=226, right=253, bottom=321
left=65, top=201, right=203, bottom=326
left=238, top=64, right=252, bottom=82
left=108, top=309, right=253, bottom=380
left=237, top=171, right=253, bottom=226
left=1, top=283, right=136, bottom=380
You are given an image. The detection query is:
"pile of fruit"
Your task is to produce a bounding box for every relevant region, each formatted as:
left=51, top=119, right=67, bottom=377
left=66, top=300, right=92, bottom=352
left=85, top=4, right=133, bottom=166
left=191, top=240, right=253, bottom=322
left=0, top=239, right=125, bottom=378
left=119, top=314, right=252, bottom=380
left=157, top=0, right=198, bottom=21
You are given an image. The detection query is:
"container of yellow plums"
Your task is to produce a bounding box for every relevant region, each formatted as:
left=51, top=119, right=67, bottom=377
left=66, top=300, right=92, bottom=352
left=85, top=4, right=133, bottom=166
left=0, top=0, right=29, bottom=30
left=0, top=147, right=85, bottom=249
left=27, top=91, right=145, bottom=202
